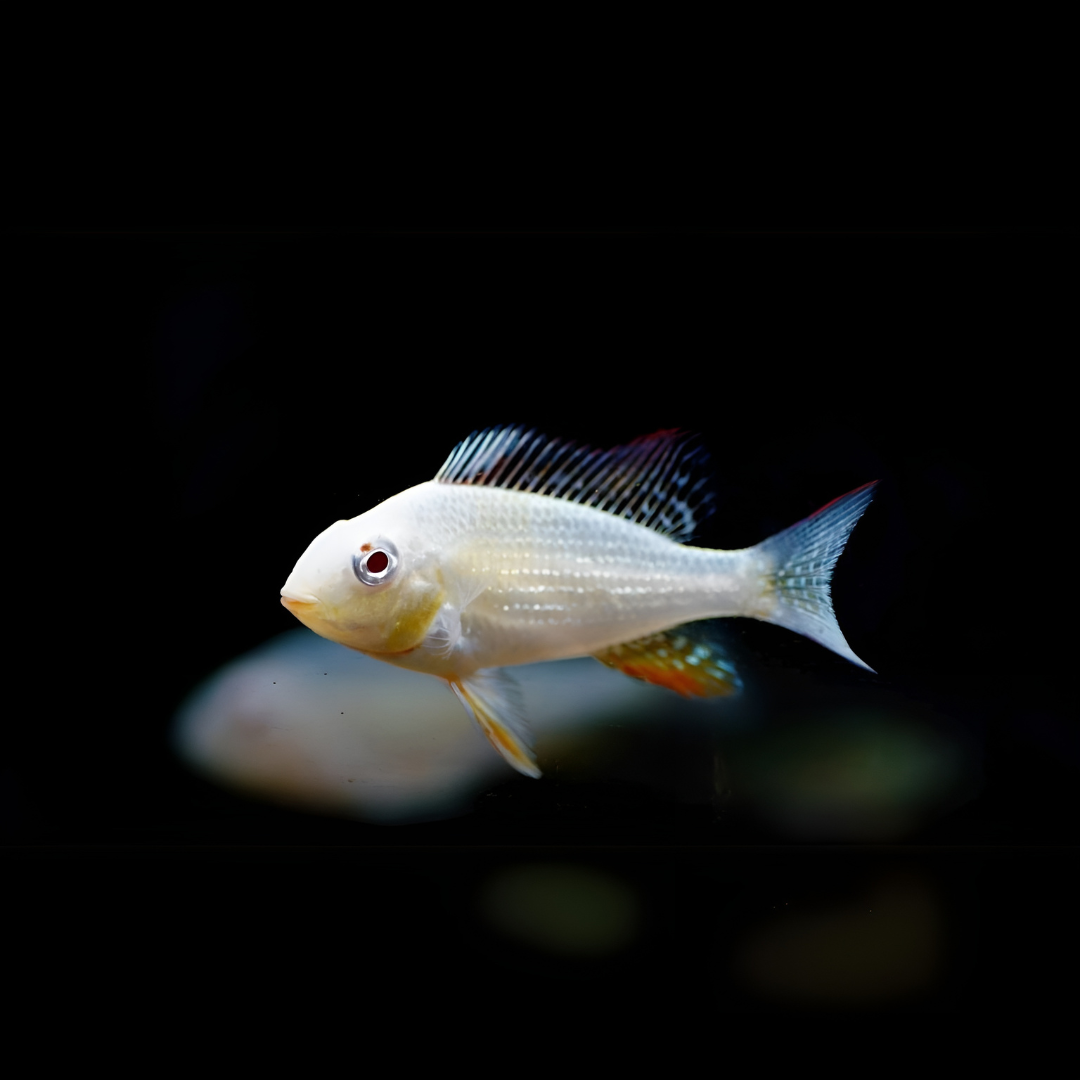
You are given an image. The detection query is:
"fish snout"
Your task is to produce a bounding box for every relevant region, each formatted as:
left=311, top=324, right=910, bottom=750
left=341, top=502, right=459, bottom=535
left=280, top=592, right=319, bottom=614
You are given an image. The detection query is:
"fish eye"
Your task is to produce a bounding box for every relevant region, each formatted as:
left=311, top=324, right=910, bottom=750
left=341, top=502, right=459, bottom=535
left=353, top=541, right=398, bottom=586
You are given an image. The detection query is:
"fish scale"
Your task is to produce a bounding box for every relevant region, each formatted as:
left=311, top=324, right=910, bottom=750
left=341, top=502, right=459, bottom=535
left=419, top=483, right=752, bottom=668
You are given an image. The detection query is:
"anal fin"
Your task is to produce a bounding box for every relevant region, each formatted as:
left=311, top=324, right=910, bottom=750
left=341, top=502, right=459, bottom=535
left=449, top=670, right=541, bottom=778
left=593, top=623, right=742, bottom=698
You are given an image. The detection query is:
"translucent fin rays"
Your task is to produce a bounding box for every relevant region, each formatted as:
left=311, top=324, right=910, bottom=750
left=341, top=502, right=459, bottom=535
left=435, top=425, right=715, bottom=544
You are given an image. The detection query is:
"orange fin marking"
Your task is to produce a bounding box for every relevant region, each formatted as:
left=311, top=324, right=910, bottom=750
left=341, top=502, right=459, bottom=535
left=449, top=677, right=541, bottom=778
left=593, top=628, right=741, bottom=698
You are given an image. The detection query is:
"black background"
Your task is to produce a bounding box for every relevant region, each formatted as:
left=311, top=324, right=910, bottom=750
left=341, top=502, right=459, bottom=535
left=9, top=229, right=1072, bottom=1018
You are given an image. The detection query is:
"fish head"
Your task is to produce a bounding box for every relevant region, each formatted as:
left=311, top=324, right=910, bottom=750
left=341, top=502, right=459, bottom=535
left=280, top=500, right=445, bottom=655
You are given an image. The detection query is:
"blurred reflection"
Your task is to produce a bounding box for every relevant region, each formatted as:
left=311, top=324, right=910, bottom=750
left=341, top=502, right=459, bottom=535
left=172, top=629, right=691, bottom=823
left=732, top=868, right=942, bottom=1007
left=729, top=708, right=971, bottom=839
left=174, top=632, right=975, bottom=834
left=478, top=863, right=640, bottom=956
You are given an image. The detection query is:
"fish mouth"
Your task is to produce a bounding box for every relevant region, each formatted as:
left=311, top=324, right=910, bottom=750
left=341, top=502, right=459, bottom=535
left=280, top=593, right=319, bottom=612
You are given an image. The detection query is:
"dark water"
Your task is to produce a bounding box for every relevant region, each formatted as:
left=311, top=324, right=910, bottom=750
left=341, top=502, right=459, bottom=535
left=10, top=230, right=1071, bottom=1019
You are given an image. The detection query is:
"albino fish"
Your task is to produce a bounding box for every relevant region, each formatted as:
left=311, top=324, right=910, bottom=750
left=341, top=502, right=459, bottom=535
left=281, top=427, right=877, bottom=778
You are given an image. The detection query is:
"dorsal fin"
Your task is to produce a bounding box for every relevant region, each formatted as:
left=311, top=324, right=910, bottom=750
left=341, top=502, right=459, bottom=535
left=435, top=425, right=715, bottom=542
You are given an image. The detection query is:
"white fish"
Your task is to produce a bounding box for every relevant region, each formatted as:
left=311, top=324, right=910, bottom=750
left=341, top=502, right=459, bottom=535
left=281, top=427, right=877, bottom=778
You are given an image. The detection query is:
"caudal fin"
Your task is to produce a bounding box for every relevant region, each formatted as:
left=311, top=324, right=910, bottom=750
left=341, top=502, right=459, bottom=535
left=753, top=481, right=878, bottom=671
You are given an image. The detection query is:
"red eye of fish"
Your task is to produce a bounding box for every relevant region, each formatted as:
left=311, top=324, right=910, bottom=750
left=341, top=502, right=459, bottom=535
left=366, top=550, right=390, bottom=574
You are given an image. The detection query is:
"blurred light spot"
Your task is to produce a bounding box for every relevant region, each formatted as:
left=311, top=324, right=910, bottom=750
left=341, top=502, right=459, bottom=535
left=734, top=870, right=941, bottom=1006
left=732, top=709, right=965, bottom=839
left=479, top=863, right=640, bottom=956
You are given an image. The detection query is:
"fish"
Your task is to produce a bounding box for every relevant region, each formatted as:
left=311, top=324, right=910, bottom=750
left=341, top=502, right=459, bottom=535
left=281, top=427, right=878, bottom=778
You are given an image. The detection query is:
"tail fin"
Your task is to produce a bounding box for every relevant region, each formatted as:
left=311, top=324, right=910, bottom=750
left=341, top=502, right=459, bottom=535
left=753, top=481, right=878, bottom=671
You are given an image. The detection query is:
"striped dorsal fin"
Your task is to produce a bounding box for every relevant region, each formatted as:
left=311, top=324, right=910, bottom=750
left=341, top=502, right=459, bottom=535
left=434, top=425, right=714, bottom=543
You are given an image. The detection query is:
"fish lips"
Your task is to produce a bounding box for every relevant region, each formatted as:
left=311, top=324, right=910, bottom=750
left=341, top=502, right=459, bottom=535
left=280, top=593, right=319, bottom=613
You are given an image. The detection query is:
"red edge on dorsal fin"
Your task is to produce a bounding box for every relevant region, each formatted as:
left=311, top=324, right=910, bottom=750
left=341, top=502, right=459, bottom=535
left=434, top=426, right=715, bottom=543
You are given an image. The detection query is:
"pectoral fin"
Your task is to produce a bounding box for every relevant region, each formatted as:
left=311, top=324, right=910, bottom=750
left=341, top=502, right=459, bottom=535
left=593, top=623, right=742, bottom=698
left=450, top=670, right=541, bottom=778
left=423, top=605, right=462, bottom=658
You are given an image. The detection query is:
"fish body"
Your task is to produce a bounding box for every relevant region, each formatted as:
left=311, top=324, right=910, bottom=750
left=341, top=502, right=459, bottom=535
left=282, top=428, right=877, bottom=777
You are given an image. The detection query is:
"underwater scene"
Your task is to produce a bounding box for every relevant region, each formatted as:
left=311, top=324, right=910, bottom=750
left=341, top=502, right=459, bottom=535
left=10, top=230, right=1071, bottom=1020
